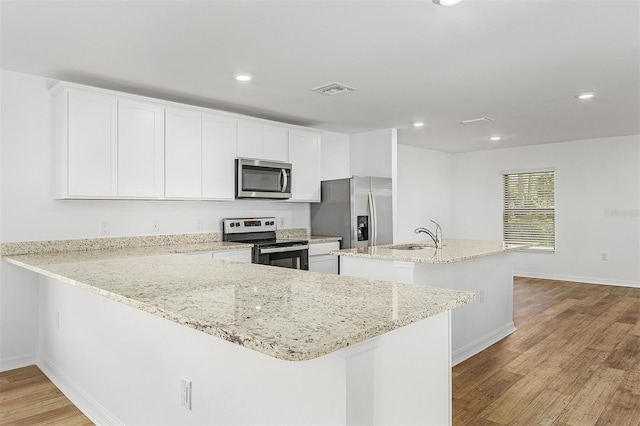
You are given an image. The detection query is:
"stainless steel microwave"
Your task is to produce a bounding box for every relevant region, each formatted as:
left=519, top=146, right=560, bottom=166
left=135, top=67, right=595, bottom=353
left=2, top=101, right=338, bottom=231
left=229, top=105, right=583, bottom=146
left=236, top=158, right=292, bottom=199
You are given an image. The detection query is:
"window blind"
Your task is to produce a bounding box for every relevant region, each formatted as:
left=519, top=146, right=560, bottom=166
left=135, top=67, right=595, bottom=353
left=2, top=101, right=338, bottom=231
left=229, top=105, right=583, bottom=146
left=502, top=171, right=555, bottom=250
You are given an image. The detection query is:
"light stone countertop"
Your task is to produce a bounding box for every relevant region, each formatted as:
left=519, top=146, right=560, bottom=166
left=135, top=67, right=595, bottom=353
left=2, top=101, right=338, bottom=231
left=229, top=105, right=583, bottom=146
left=331, top=239, right=532, bottom=264
left=3, top=240, right=473, bottom=362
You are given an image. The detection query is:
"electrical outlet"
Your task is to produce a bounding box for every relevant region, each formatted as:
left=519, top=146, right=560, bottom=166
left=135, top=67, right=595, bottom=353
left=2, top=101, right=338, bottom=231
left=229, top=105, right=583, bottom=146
left=196, top=218, right=203, bottom=232
left=601, top=252, right=608, bottom=261
left=180, top=378, right=192, bottom=410
left=479, top=289, right=486, bottom=304
left=278, top=217, right=285, bottom=227
left=56, top=312, right=60, bottom=329
left=101, top=222, right=110, bottom=236
left=152, top=220, right=160, bottom=233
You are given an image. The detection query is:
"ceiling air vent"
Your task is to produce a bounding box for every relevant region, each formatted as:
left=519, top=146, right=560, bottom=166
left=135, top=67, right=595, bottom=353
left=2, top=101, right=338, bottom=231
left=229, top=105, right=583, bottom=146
left=312, top=82, right=356, bottom=96
left=460, top=117, right=494, bottom=125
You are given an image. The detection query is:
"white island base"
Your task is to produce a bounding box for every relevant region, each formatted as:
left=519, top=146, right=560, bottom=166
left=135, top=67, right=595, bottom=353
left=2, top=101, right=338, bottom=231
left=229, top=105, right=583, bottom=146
left=38, top=275, right=453, bottom=425
left=340, top=252, right=516, bottom=365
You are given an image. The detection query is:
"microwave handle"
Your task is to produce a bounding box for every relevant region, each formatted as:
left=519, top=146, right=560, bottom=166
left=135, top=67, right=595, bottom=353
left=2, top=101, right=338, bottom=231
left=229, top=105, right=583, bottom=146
left=280, top=168, right=288, bottom=193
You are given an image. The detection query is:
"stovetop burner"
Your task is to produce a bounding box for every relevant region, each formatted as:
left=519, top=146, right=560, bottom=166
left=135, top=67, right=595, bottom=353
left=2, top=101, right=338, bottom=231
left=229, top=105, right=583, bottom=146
left=221, top=217, right=308, bottom=247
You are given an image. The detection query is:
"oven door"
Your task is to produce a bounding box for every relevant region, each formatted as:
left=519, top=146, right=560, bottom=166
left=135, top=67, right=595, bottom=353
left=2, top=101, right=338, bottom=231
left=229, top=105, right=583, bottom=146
left=236, top=158, right=292, bottom=199
left=254, top=245, right=309, bottom=270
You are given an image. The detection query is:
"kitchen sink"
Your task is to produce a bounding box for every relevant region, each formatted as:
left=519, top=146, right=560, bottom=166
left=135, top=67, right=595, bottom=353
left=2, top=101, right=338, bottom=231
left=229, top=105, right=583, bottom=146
left=390, top=243, right=443, bottom=250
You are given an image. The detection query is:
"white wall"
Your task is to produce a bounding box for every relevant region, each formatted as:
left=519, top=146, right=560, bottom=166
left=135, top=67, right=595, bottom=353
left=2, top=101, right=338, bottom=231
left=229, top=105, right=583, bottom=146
left=350, top=129, right=396, bottom=178
left=0, top=70, right=313, bottom=368
left=451, top=135, right=640, bottom=287
left=396, top=145, right=453, bottom=244
left=320, top=131, right=350, bottom=180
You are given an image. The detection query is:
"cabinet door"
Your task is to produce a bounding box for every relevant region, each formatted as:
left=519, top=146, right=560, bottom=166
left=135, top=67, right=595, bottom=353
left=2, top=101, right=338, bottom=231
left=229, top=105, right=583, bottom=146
left=236, top=120, right=263, bottom=159
left=118, top=99, right=164, bottom=198
left=202, top=113, right=236, bottom=200
left=212, top=249, right=252, bottom=263
left=165, top=107, right=202, bottom=198
left=309, top=255, right=339, bottom=274
left=68, top=89, right=117, bottom=197
left=288, top=130, right=321, bottom=202
left=187, top=252, right=214, bottom=258
left=262, top=125, right=288, bottom=162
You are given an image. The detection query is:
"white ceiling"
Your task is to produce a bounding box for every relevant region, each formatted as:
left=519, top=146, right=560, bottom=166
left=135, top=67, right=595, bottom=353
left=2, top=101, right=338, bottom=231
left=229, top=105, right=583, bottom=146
left=2, top=0, right=639, bottom=153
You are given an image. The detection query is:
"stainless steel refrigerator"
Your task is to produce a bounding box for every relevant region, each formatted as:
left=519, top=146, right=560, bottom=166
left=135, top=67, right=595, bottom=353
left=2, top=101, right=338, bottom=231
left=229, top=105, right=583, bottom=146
left=310, top=177, right=393, bottom=249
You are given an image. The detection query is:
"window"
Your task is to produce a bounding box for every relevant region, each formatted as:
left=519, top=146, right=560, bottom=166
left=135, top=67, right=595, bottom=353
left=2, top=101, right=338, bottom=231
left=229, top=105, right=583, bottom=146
left=502, top=170, right=555, bottom=251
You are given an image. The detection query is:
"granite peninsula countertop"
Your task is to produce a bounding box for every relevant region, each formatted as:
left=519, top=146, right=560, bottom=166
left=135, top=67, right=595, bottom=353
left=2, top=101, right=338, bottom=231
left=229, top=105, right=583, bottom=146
left=2, top=235, right=472, bottom=362
left=331, top=239, right=531, bottom=264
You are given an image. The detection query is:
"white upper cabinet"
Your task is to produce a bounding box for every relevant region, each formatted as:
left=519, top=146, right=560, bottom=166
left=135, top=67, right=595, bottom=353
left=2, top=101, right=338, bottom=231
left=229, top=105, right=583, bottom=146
left=202, top=113, right=237, bottom=200
left=165, top=107, right=202, bottom=199
left=237, top=120, right=263, bottom=159
left=288, top=130, right=321, bottom=202
left=237, top=120, right=288, bottom=162
left=165, top=107, right=237, bottom=200
left=262, top=125, right=289, bottom=162
left=53, top=84, right=164, bottom=199
left=118, top=99, right=164, bottom=198
left=51, top=82, right=319, bottom=201
left=66, top=89, right=117, bottom=197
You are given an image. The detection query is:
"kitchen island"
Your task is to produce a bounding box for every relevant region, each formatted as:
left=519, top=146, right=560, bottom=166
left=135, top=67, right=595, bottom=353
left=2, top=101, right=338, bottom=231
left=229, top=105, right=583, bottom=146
left=333, top=239, right=530, bottom=365
left=2, top=235, right=473, bottom=425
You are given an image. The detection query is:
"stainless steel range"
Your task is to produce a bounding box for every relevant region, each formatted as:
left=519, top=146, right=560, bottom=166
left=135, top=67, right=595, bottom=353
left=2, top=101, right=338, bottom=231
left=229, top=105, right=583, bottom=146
left=222, top=217, right=309, bottom=270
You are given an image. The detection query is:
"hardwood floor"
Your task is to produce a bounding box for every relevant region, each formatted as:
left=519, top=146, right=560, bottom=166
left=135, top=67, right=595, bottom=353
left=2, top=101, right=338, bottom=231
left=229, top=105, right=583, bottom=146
left=453, top=276, right=640, bottom=426
left=1, top=277, right=637, bottom=425
left=0, top=365, right=92, bottom=425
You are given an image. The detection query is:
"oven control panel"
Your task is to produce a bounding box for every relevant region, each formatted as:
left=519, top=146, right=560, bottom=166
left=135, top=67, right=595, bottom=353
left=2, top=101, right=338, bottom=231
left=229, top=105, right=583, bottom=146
left=222, top=217, right=277, bottom=234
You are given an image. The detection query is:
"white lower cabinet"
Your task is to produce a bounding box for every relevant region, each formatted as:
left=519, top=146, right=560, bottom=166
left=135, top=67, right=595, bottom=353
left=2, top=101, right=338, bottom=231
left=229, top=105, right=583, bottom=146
left=213, top=249, right=252, bottom=263
left=187, top=249, right=252, bottom=263
left=308, top=241, right=340, bottom=274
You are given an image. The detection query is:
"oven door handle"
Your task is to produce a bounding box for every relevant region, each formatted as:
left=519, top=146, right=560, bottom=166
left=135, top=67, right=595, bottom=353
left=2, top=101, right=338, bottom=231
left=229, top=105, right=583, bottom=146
left=260, top=245, right=308, bottom=254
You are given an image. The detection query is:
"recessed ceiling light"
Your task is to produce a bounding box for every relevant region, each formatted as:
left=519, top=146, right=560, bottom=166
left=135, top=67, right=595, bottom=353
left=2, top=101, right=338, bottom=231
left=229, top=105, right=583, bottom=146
left=234, top=73, right=253, bottom=82
left=489, top=136, right=502, bottom=141
left=576, top=92, right=595, bottom=100
left=413, top=122, right=425, bottom=127
left=433, top=0, right=462, bottom=6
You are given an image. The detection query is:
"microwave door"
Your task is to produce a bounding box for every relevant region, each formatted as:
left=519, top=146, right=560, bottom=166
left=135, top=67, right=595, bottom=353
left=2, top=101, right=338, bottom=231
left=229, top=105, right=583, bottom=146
left=238, top=166, right=289, bottom=198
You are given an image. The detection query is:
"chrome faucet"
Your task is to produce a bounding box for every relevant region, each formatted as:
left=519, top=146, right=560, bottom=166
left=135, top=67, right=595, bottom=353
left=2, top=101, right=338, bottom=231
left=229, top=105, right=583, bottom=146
left=414, top=220, right=442, bottom=248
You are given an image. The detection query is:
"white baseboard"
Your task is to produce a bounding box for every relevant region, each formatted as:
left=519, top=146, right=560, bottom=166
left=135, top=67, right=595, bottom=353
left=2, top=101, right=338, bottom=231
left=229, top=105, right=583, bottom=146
left=0, top=353, right=38, bottom=372
left=37, top=354, right=122, bottom=426
left=452, top=323, right=516, bottom=367
left=515, top=271, right=640, bottom=288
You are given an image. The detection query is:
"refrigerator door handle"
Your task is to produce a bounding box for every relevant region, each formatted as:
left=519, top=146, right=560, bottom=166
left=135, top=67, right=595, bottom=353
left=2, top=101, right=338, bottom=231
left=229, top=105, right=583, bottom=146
left=368, top=191, right=378, bottom=246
